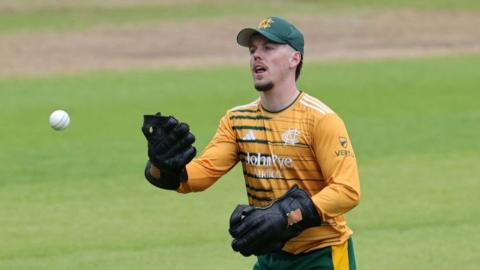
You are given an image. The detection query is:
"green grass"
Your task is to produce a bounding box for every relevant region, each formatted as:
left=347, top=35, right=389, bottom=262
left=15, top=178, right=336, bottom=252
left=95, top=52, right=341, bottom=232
left=1, top=0, right=479, bottom=33
left=0, top=4, right=262, bottom=33
left=1, top=54, right=479, bottom=269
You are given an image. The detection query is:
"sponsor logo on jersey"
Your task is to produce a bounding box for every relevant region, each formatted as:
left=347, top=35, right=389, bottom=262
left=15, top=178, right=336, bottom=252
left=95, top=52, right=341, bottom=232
left=252, top=168, right=283, bottom=179
left=335, top=149, right=355, bottom=158
left=336, top=137, right=354, bottom=157
left=246, top=152, right=293, bottom=168
left=243, top=130, right=256, bottom=141
left=282, top=128, right=301, bottom=145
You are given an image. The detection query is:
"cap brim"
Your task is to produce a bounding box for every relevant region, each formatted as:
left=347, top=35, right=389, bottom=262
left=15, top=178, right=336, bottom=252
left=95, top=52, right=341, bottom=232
left=236, top=28, right=286, bottom=47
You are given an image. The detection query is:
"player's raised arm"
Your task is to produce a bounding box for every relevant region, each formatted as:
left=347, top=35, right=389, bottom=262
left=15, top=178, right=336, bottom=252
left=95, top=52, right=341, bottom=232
left=141, top=111, right=239, bottom=193
left=177, top=112, right=240, bottom=193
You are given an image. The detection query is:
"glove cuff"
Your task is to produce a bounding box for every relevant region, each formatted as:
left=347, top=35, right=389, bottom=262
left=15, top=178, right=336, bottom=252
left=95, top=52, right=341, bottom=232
left=144, top=161, right=188, bottom=190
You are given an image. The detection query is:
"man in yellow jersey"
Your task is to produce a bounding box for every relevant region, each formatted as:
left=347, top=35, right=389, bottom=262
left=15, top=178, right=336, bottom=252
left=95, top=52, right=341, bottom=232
left=142, top=16, right=360, bottom=270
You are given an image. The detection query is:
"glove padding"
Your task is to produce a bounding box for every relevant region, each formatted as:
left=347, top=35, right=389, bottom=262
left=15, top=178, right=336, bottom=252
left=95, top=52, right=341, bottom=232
left=142, top=113, right=196, bottom=171
left=229, top=185, right=322, bottom=256
left=142, top=112, right=196, bottom=190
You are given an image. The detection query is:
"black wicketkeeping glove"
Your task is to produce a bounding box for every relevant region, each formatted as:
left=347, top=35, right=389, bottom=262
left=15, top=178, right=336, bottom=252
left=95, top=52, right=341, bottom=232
left=142, top=112, right=196, bottom=190
left=229, top=185, right=322, bottom=256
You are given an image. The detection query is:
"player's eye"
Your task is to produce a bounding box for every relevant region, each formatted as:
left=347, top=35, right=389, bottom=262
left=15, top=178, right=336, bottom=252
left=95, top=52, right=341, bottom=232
left=264, top=45, right=275, bottom=51
left=249, top=47, right=256, bottom=54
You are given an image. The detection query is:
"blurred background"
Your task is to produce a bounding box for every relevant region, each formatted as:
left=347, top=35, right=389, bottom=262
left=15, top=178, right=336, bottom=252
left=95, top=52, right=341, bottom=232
left=1, top=1, right=479, bottom=269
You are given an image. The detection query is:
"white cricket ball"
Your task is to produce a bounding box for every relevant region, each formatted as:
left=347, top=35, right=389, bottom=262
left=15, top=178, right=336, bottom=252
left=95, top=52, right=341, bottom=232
left=49, top=110, right=70, bottom=130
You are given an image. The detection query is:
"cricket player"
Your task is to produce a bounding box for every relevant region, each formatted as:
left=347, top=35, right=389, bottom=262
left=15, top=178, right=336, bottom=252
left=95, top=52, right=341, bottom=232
left=142, top=16, right=360, bottom=270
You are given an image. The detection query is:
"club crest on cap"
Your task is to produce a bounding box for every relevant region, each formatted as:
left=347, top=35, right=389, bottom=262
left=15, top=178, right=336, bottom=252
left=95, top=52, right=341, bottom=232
left=258, top=18, right=274, bottom=29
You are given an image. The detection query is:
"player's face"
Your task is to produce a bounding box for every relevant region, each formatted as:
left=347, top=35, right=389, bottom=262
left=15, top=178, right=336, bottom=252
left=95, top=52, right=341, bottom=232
left=249, top=35, right=294, bottom=92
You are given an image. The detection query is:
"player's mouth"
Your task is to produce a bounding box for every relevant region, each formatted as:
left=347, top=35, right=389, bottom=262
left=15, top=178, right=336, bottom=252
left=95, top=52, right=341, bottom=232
left=253, top=64, right=268, bottom=77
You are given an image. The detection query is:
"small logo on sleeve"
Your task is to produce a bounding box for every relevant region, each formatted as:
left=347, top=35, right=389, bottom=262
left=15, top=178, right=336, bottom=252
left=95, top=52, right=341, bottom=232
left=339, top=137, right=348, bottom=148
left=336, top=137, right=355, bottom=157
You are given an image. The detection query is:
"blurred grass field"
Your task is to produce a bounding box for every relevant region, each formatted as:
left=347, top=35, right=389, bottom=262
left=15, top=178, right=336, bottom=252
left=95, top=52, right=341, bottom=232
left=1, top=0, right=480, bottom=269
left=1, top=54, right=479, bottom=269
left=1, top=0, right=480, bottom=33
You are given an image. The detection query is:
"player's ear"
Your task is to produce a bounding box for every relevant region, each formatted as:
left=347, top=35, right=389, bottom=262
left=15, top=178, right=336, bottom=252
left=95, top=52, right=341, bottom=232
left=289, top=51, right=301, bottom=69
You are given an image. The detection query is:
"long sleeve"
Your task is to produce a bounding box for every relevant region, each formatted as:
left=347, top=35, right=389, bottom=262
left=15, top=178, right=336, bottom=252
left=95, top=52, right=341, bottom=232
left=177, top=113, right=239, bottom=193
left=310, top=113, right=361, bottom=219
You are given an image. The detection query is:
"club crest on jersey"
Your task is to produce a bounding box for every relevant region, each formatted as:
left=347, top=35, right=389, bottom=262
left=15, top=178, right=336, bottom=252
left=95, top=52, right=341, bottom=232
left=282, top=128, right=301, bottom=145
left=339, top=137, right=348, bottom=148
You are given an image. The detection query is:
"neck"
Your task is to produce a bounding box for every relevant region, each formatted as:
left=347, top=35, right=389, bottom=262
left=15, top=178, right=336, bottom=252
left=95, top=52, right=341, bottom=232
left=260, top=81, right=300, bottom=112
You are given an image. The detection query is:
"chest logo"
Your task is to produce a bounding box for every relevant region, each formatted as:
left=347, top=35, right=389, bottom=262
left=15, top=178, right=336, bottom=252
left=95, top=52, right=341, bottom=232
left=282, top=128, right=301, bottom=145
left=243, top=130, right=256, bottom=141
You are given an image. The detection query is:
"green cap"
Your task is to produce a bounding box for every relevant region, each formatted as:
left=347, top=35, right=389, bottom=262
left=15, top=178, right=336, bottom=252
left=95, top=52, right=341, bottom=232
left=237, top=16, right=304, bottom=56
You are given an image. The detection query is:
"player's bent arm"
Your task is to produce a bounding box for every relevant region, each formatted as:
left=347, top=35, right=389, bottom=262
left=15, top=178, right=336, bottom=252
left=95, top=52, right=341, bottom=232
left=312, top=180, right=360, bottom=219
left=311, top=113, right=361, bottom=219
left=177, top=114, right=239, bottom=193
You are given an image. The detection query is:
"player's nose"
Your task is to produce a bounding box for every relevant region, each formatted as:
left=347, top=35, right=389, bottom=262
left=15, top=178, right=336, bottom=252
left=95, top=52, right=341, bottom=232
left=252, top=49, right=263, bottom=60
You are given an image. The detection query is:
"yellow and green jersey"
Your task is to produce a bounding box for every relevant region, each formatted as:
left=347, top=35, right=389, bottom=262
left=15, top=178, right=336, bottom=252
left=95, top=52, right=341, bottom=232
left=178, top=91, right=360, bottom=255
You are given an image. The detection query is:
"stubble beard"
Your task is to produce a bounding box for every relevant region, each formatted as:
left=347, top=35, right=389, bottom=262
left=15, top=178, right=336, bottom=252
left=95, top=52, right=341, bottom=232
left=254, top=80, right=274, bottom=92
